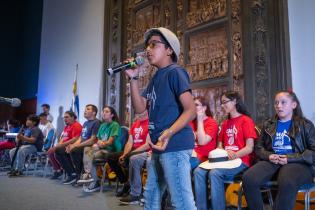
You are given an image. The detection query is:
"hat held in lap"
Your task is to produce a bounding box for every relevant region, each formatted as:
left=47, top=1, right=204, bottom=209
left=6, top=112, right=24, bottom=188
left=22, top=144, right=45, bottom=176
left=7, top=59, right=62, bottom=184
left=199, top=148, right=242, bottom=170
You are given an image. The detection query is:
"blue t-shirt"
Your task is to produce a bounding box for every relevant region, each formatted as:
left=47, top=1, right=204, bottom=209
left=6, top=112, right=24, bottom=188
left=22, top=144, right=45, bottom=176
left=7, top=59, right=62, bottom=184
left=272, top=120, right=293, bottom=155
left=142, top=64, right=194, bottom=153
left=81, top=119, right=100, bottom=142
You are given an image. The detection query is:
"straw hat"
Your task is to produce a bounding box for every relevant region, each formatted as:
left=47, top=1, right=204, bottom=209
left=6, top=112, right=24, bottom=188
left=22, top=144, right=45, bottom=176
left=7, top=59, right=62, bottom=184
left=199, top=148, right=242, bottom=170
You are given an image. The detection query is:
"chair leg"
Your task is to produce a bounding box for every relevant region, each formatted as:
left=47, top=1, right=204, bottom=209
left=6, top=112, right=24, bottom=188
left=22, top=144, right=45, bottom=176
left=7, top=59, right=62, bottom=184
left=100, top=165, right=106, bottom=193
left=305, top=190, right=310, bottom=210
left=267, top=189, right=273, bottom=208
left=237, top=182, right=243, bottom=210
left=43, top=157, right=50, bottom=178
left=25, top=156, right=31, bottom=175
left=33, top=156, right=39, bottom=176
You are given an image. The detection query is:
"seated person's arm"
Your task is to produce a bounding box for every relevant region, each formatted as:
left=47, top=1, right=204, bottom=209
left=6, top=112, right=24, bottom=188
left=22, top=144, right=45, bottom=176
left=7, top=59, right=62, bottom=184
left=18, top=135, right=36, bottom=144
left=217, top=141, right=223, bottom=149
left=234, top=138, right=254, bottom=158
left=132, top=134, right=151, bottom=153
left=78, top=135, right=97, bottom=148
left=119, top=135, right=133, bottom=162
left=57, top=136, right=80, bottom=148
left=98, top=136, right=115, bottom=148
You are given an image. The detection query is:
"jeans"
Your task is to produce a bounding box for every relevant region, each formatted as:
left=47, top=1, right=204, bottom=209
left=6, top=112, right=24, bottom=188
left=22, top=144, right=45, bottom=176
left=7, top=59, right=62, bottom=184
left=91, top=149, right=108, bottom=181
left=242, top=161, right=313, bottom=210
left=129, top=152, right=150, bottom=196
left=144, top=149, right=196, bottom=210
left=190, top=157, right=201, bottom=170
left=9, top=145, right=37, bottom=171
left=194, top=163, right=247, bottom=210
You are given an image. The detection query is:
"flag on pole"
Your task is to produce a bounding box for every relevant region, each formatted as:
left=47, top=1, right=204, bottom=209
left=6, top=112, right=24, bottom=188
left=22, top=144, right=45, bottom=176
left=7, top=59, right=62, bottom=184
left=70, top=64, right=80, bottom=118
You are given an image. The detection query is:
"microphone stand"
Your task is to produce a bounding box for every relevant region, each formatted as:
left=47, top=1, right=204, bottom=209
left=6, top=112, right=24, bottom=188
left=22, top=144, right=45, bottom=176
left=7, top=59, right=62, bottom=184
left=10, top=125, right=24, bottom=169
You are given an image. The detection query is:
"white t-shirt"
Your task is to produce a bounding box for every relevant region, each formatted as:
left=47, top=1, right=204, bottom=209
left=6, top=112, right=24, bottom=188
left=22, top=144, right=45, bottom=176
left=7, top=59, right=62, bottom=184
left=39, top=122, right=54, bottom=139
left=47, top=113, right=54, bottom=123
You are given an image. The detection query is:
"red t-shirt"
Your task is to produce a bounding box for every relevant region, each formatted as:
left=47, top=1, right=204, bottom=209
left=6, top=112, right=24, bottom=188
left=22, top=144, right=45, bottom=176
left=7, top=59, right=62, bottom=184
left=219, top=115, right=257, bottom=166
left=61, top=121, right=82, bottom=143
left=130, top=119, right=149, bottom=150
left=190, top=117, right=219, bottom=162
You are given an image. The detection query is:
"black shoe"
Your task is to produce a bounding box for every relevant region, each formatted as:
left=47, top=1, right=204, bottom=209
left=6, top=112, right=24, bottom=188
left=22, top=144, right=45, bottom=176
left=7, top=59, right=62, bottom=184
left=116, top=183, right=130, bottom=197
left=50, top=171, right=63, bottom=180
left=9, top=170, right=23, bottom=177
left=7, top=169, right=16, bottom=175
left=120, top=194, right=140, bottom=205
left=62, top=175, right=77, bottom=185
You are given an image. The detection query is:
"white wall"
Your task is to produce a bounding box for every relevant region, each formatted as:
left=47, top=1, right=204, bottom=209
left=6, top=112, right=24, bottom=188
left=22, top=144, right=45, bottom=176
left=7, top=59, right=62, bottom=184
left=288, top=0, right=315, bottom=123
left=37, top=0, right=105, bottom=135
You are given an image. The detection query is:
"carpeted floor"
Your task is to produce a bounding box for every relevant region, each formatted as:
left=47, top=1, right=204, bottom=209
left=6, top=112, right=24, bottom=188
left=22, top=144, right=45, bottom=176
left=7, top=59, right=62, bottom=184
left=0, top=171, right=142, bottom=210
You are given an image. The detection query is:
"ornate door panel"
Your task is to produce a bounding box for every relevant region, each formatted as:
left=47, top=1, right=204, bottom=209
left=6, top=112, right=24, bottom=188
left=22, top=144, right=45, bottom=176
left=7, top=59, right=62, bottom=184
left=103, top=0, right=291, bottom=126
left=117, top=0, right=243, bottom=126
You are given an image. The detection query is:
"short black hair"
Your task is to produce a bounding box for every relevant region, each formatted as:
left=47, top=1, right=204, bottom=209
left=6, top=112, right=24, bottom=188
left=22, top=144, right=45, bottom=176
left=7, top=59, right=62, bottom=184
left=41, top=104, right=50, bottom=109
left=145, top=31, right=177, bottom=62
left=27, top=114, right=40, bottom=126
left=39, top=113, right=48, bottom=117
left=64, top=110, right=77, bottom=120
left=86, top=104, right=98, bottom=116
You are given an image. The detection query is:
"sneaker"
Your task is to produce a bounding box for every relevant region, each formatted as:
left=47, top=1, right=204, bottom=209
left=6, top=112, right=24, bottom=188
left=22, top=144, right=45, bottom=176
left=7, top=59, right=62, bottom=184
left=50, top=171, right=63, bottom=180
left=83, top=181, right=101, bottom=193
left=62, top=175, right=77, bottom=185
left=108, top=171, right=116, bottom=180
left=77, top=173, right=94, bottom=183
left=116, top=183, right=130, bottom=197
left=120, top=194, right=140, bottom=205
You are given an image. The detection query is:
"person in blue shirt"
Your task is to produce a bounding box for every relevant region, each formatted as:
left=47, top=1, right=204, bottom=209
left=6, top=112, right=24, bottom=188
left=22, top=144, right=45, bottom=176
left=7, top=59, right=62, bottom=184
left=8, top=115, right=44, bottom=177
left=125, top=27, right=197, bottom=210
left=242, top=90, right=315, bottom=210
left=63, top=104, right=100, bottom=185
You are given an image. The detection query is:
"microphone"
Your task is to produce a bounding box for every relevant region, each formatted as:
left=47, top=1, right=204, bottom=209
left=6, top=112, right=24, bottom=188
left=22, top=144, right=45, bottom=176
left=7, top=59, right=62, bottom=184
left=0, top=97, right=21, bottom=107
left=107, top=56, right=145, bottom=76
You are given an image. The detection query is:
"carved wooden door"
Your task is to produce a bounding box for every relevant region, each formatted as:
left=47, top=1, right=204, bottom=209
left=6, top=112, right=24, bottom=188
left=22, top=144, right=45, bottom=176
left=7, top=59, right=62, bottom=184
left=103, top=0, right=291, bottom=126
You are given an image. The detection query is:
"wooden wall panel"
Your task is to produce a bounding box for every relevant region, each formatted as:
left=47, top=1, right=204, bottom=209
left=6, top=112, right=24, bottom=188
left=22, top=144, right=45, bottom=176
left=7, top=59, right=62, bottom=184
left=103, top=0, right=292, bottom=126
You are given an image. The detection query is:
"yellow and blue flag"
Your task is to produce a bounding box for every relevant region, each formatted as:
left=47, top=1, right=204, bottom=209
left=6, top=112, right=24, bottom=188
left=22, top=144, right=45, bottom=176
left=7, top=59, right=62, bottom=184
left=70, top=65, right=79, bottom=117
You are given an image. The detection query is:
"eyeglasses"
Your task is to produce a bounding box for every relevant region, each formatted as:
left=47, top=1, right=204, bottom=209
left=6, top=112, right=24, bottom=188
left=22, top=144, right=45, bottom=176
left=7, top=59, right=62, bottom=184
left=145, top=40, right=167, bottom=49
left=220, top=100, right=231, bottom=105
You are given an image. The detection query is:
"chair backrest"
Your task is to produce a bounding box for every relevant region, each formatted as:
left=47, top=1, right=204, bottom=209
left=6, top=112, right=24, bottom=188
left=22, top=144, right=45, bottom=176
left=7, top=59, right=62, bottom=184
left=119, top=126, right=129, bottom=150
left=43, top=128, right=55, bottom=151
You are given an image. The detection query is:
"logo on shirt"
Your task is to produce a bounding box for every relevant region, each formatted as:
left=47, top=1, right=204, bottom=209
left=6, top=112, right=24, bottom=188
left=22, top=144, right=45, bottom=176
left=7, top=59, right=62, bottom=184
left=134, top=126, right=143, bottom=142
left=81, top=126, right=88, bottom=139
left=62, top=131, right=69, bottom=139
left=274, top=129, right=290, bottom=147
left=146, top=86, right=156, bottom=111
left=100, top=133, right=108, bottom=141
left=226, top=125, right=238, bottom=145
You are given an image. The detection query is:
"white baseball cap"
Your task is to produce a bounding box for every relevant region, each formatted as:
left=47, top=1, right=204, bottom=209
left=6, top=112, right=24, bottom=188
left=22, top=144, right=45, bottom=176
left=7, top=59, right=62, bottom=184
left=144, top=27, right=180, bottom=62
